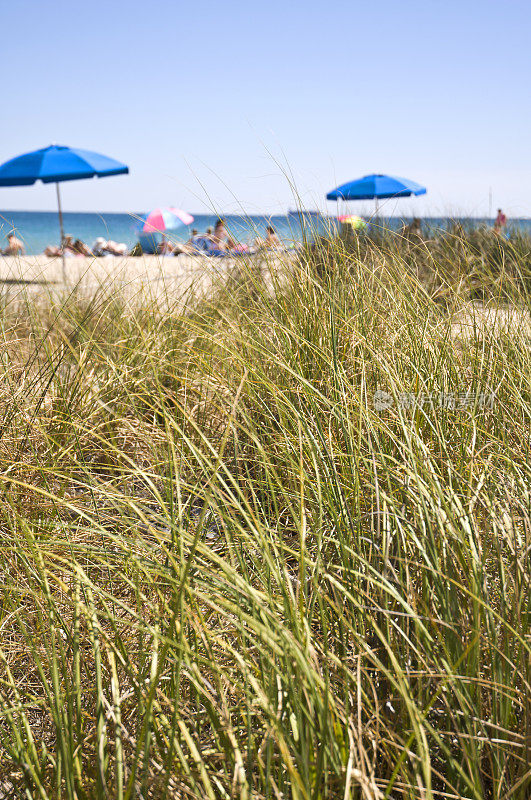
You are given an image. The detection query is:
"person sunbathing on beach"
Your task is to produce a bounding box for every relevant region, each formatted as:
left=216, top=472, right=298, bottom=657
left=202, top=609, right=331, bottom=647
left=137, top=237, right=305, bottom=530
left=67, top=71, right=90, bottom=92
left=260, top=225, right=281, bottom=249
left=72, top=238, right=93, bottom=256
left=92, top=238, right=107, bottom=256
left=158, top=235, right=172, bottom=254
left=92, top=237, right=127, bottom=256
left=43, top=235, right=88, bottom=257
left=212, top=218, right=235, bottom=251
left=61, top=234, right=78, bottom=256
left=2, top=232, right=25, bottom=256
left=43, top=244, right=61, bottom=257
left=185, top=229, right=202, bottom=250
left=106, top=240, right=127, bottom=255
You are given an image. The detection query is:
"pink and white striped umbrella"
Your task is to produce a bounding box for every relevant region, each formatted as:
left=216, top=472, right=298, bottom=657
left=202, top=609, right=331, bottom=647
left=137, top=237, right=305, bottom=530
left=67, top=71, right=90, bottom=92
left=142, top=207, right=194, bottom=233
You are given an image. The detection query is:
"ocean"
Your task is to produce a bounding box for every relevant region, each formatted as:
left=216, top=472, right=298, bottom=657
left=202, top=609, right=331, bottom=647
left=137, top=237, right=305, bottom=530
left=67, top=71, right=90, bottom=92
left=0, top=210, right=529, bottom=255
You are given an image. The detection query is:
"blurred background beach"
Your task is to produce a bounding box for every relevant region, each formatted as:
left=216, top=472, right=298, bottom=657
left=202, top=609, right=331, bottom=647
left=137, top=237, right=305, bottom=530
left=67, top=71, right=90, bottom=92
left=1, top=210, right=530, bottom=254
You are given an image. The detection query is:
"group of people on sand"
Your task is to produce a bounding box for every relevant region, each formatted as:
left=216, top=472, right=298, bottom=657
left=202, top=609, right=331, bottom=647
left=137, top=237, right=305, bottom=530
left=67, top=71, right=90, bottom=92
left=400, top=212, right=509, bottom=240
left=396, top=210, right=509, bottom=240
left=24, top=218, right=282, bottom=259
left=156, top=218, right=281, bottom=256
left=43, top=234, right=127, bottom=258
left=1, top=210, right=510, bottom=259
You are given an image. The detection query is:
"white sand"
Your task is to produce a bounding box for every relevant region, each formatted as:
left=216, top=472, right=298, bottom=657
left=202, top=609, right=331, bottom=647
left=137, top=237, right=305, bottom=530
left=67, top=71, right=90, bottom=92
left=450, top=301, right=531, bottom=339
left=0, top=252, right=286, bottom=307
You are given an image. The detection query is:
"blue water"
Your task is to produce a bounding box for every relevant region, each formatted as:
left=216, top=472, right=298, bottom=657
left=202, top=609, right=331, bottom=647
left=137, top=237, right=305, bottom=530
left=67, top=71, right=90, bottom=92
left=0, top=211, right=319, bottom=255
left=0, top=210, right=529, bottom=255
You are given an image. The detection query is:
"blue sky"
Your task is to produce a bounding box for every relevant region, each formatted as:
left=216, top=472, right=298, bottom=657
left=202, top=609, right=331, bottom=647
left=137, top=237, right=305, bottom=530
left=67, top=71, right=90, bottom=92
left=1, top=0, right=529, bottom=216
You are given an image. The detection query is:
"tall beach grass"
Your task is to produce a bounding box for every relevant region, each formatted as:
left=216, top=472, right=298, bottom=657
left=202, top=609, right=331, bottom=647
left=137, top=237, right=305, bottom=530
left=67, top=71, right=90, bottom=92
left=0, top=225, right=530, bottom=798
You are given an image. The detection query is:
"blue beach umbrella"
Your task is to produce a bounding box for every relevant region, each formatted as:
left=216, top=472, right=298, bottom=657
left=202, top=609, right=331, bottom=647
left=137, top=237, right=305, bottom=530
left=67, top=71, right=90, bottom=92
left=327, top=173, right=426, bottom=216
left=0, top=144, right=129, bottom=247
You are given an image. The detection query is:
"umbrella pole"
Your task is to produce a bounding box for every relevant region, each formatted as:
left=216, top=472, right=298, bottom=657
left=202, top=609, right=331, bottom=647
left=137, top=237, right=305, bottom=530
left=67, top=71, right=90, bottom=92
left=55, top=182, right=66, bottom=282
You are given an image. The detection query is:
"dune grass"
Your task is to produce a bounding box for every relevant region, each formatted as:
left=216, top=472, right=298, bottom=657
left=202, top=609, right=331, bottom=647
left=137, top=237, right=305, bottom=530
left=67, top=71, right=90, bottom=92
left=0, top=226, right=530, bottom=799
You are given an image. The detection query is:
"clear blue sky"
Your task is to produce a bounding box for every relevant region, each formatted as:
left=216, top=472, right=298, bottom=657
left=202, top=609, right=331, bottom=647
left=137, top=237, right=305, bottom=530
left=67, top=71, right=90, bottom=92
left=2, top=0, right=529, bottom=217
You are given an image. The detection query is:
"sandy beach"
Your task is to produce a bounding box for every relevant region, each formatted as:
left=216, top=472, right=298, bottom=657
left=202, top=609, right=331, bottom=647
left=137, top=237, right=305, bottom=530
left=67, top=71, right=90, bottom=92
left=0, top=251, right=288, bottom=307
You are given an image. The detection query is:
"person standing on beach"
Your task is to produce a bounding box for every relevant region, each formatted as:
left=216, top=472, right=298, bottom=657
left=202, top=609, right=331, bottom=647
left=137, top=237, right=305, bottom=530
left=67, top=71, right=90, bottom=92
left=403, top=217, right=422, bottom=240
left=494, top=208, right=507, bottom=233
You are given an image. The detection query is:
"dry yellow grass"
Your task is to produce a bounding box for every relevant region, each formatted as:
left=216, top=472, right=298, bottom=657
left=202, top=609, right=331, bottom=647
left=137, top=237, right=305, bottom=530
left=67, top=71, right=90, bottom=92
left=0, top=230, right=529, bottom=799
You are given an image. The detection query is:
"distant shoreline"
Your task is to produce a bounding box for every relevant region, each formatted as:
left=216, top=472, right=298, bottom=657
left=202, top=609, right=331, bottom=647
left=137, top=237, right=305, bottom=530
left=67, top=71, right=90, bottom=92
left=1, top=212, right=530, bottom=256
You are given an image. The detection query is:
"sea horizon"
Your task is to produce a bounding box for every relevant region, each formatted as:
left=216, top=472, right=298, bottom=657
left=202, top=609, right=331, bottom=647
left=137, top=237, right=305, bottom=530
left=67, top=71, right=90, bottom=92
left=3, top=207, right=530, bottom=219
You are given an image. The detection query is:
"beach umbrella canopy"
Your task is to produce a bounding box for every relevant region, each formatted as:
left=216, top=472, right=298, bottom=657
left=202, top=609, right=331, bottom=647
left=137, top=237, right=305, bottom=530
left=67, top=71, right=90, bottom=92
left=327, top=174, right=426, bottom=202
left=142, top=207, right=194, bottom=234
left=0, top=144, right=129, bottom=258
left=0, top=144, right=128, bottom=186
